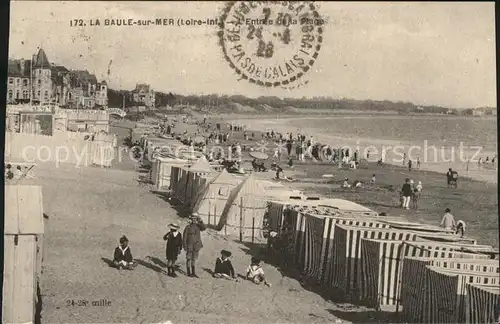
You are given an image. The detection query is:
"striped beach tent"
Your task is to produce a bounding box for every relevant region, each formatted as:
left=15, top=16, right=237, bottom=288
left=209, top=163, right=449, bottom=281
left=320, top=216, right=409, bottom=285
left=330, top=225, right=473, bottom=301
left=303, top=215, right=395, bottom=284
left=425, top=266, right=460, bottom=323
left=186, top=171, right=213, bottom=209
left=465, top=283, right=500, bottom=324
left=302, top=213, right=324, bottom=280
left=360, top=239, right=493, bottom=312
left=171, top=167, right=189, bottom=203
left=422, top=266, right=500, bottom=323
left=400, top=256, right=497, bottom=323
left=266, top=201, right=286, bottom=233
left=331, top=225, right=451, bottom=301
left=169, top=166, right=180, bottom=192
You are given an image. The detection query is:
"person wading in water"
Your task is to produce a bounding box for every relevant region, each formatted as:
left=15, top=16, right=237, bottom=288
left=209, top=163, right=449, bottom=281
left=183, top=213, right=207, bottom=278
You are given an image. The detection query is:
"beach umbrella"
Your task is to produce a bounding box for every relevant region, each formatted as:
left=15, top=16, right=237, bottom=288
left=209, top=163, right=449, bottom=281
left=249, top=151, right=269, bottom=160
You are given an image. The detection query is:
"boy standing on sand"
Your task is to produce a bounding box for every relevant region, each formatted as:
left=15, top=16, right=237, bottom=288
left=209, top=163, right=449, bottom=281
left=183, top=213, right=207, bottom=278
left=163, top=223, right=183, bottom=277
left=401, top=178, right=412, bottom=210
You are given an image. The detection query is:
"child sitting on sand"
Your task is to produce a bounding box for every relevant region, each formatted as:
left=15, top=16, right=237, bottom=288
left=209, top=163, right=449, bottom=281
left=113, top=236, right=137, bottom=270
left=213, top=250, right=237, bottom=280
left=246, top=257, right=271, bottom=287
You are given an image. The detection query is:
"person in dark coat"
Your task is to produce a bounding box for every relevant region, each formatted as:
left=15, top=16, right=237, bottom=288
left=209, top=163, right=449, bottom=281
left=113, top=236, right=137, bottom=270
left=213, top=250, right=237, bottom=280
left=163, top=223, right=183, bottom=277
left=183, top=213, right=207, bottom=278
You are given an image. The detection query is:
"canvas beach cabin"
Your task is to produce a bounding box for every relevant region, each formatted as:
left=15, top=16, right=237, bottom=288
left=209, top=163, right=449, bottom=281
left=4, top=185, right=45, bottom=324
left=191, top=169, right=242, bottom=227
left=216, top=174, right=269, bottom=242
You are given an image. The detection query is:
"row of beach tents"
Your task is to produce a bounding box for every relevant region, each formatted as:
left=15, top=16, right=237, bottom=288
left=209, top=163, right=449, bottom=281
left=164, top=157, right=499, bottom=323
left=267, top=206, right=499, bottom=323
left=139, top=130, right=500, bottom=323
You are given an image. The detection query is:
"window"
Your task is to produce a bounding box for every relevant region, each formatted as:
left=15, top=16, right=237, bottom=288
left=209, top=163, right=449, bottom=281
left=16, top=78, right=20, bottom=85
left=16, top=91, right=20, bottom=99
left=218, top=187, right=230, bottom=197
left=37, top=91, right=40, bottom=97
left=23, top=90, right=29, bottom=99
left=44, top=90, right=49, bottom=99
left=8, top=78, right=13, bottom=84
left=8, top=90, right=13, bottom=99
left=38, top=79, right=41, bottom=86
left=23, top=79, right=28, bottom=86
left=101, top=86, right=105, bottom=91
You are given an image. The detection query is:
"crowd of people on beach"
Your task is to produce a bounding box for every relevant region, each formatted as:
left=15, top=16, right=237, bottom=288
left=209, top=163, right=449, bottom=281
left=142, top=117, right=481, bottom=240
left=112, top=213, right=272, bottom=287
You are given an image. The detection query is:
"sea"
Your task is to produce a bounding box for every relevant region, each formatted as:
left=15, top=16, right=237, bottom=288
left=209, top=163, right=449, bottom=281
left=235, top=114, right=498, bottom=183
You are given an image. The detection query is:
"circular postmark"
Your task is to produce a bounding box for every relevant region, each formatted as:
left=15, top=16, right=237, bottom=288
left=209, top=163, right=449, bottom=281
left=218, top=1, right=324, bottom=88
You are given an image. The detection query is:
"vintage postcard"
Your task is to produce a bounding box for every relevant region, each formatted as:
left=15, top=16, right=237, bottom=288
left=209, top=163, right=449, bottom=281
left=4, top=1, right=498, bottom=324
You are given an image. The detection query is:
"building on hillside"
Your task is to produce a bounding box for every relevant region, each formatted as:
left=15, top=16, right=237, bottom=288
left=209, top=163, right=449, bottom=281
left=7, top=48, right=108, bottom=109
left=130, top=83, right=155, bottom=109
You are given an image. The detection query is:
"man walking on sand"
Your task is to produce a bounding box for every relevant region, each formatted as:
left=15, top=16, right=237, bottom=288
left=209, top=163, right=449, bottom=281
left=401, top=178, right=412, bottom=210
left=183, top=213, right=207, bottom=278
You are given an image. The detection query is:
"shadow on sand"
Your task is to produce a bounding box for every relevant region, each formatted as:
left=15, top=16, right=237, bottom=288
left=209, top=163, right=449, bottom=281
left=101, top=257, right=115, bottom=268
left=150, top=190, right=192, bottom=218
left=148, top=256, right=167, bottom=268
left=326, top=309, right=400, bottom=324
left=135, top=258, right=167, bottom=274
left=238, top=241, right=400, bottom=323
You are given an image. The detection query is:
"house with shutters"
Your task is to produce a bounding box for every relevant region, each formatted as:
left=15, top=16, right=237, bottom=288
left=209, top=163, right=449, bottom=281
left=7, top=48, right=108, bottom=108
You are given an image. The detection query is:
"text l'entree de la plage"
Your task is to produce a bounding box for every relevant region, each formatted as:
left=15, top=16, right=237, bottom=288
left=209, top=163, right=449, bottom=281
left=69, top=17, right=324, bottom=28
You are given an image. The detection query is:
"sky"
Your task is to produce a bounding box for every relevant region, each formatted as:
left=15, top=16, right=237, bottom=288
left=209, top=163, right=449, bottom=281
left=8, top=1, right=496, bottom=108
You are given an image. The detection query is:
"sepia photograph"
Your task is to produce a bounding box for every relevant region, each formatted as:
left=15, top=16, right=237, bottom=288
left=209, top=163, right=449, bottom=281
left=3, top=1, right=499, bottom=324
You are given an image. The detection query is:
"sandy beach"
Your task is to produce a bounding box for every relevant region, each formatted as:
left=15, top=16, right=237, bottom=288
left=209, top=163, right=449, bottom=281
left=231, top=116, right=497, bottom=184
left=35, top=161, right=355, bottom=324
left=12, top=116, right=495, bottom=324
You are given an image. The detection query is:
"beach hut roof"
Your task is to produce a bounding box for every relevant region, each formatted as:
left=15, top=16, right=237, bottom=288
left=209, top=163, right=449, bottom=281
left=189, top=156, right=212, bottom=173
left=230, top=174, right=267, bottom=198
left=209, top=169, right=240, bottom=185
left=5, top=185, right=44, bottom=234
left=320, top=198, right=374, bottom=212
